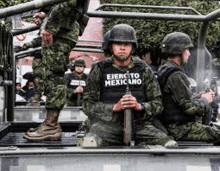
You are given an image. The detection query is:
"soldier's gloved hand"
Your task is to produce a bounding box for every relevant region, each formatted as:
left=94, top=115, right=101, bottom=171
left=113, top=94, right=142, bottom=111
left=201, top=90, right=214, bottom=104
left=74, top=86, right=83, bottom=93
left=42, top=29, right=53, bottom=47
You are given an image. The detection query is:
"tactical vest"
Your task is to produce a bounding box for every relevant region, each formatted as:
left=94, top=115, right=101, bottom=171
left=157, top=62, right=195, bottom=125
left=66, top=73, right=87, bottom=89
left=98, top=59, right=146, bottom=103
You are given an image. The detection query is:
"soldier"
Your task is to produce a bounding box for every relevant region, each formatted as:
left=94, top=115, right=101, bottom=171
left=23, top=0, right=90, bottom=141
left=157, top=32, right=220, bottom=143
left=64, top=58, right=87, bottom=106
left=18, top=8, right=50, bottom=106
left=81, top=24, right=177, bottom=147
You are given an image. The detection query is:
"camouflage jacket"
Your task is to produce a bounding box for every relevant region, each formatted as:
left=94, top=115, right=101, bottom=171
left=82, top=56, right=164, bottom=123
left=157, top=60, right=209, bottom=119
left=40, top=0, right=89, bottom=42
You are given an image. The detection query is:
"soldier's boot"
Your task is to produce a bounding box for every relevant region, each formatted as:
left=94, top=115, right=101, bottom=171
left=28, top=122, right=62, bottom=133
left=164, top=140, right=178, bottom=148
left=23, top=110, right=61, bottom=141
left=78, top=133, right=102, bottom=147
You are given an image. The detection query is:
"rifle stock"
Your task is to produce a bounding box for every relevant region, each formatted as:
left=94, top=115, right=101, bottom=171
left=15, top=47, right=42, bottom=59
left=123, top=70, right=134, bottom=146
left=124, top=107, right=133, bottom=146
left=77, top=93, right=81, bottom=106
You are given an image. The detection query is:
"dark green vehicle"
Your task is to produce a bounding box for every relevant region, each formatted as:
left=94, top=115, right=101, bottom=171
left=0, top=1, right=220, bottom=170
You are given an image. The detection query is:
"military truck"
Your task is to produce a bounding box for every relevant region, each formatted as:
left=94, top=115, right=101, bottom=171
left=0, top=1, right=220, bottom=170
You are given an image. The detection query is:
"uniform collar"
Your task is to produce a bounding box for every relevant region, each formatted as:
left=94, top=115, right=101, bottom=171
left=111, top=55, right=138, bottom=71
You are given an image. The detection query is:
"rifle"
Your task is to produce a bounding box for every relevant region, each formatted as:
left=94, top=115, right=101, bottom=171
left=77, top=81, right=81, bottom=106
left=123, top=70, right=135, bottom=146
left=15, top=47, right=42, bottom=59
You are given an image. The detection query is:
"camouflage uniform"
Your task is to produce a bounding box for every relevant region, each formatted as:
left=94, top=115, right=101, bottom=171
left=23, top=1, right=89, bottom=108
left=23, top=0, right=89, bottom=141
left=37, top=2, right=79, bottom=109
left=157, top=60, right=220, bottom=142
left=83, top=56, right=172, bottom=146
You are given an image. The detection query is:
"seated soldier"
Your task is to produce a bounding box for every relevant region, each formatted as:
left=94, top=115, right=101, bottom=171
left=80, top=24, right=177, bottom=148
left=157, top=32, right=220, bottom=144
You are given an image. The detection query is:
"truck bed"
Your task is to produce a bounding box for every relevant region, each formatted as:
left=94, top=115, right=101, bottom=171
left=0, top=121, right=220, bottom=171
left=0, top=107, right=218, bottom=171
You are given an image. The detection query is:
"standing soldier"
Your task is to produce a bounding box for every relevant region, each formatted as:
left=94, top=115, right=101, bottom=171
left=65, top=58, right=87, bottom=106
left=156, top=32, right=220, bottom=144
left=81, top=24, right=177, bottom=147
left=23, top=0, right=90, bottom=141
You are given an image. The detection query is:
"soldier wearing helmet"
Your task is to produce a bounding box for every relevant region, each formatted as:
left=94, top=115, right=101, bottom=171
left=64, top=58, right=87, bottom=106
left=156, top=32, right=220, bottom=144
left=161, top=32, right=194, bottom=65
left=80, top=24, right=176, bottom=148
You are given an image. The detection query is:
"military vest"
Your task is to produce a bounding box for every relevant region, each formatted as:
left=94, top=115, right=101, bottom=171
left=66, top=73, right=87, bottom=89
left=157, top=62, right=195, bottom=125
left=97, top=58, right=146, bottom=103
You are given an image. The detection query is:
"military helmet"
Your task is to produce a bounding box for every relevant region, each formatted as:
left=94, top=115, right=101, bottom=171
left=108, top=24, right=138, bottom=49
left=101, top=30, right=111, bottom=50
left=74, top=58, right=86, bottom=67
left=161, top=32, right=194, bottom=55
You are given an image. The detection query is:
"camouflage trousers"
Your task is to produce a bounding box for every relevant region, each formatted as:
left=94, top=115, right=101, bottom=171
left=32, top=37, right=76, bottom=110
left=86, top=120, right=172, bottom=146
left=166, top=121, right=220, bottom=142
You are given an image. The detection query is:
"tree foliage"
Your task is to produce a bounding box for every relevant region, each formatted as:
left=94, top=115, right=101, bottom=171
left=0, top=0, right=30, bottom=8
left=100, top=0, right=220, bottom=64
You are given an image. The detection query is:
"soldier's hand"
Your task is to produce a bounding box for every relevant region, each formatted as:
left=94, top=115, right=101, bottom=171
left=42, top=29, right=53, bottom=47
left=113, top=94, right=142, bottom=111
left=33, top=13, right=46, bottom=25
left=201, top=90, right=214, bottom=104
left=74, top=86, right=83, bottom=93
